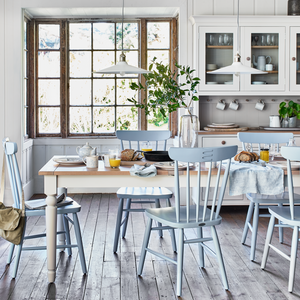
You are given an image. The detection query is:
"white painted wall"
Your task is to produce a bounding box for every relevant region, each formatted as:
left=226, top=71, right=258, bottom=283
left=0, top=0, right=290, bottom=203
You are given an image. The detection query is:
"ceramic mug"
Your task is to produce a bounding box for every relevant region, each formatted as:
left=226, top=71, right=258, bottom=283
left=266, top=64, right=273, bottom=71
left=269, top=115, right=281, bottom=127
left=255, top=100, right=265, bottom=111
left=229, top=100, right=239, bottom=111
left=216, top=100, right=226, bottom=110
left=101, top=154, right=111, bottom=167
left=84, top=155, right=98, bottom=168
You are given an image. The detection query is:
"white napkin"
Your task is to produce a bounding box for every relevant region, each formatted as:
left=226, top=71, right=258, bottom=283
left=130, top=164, right=157, bottom=177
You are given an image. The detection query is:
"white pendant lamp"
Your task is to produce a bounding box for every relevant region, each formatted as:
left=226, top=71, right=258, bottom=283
left=94, top=0, right=150, bottom=76
left=208, top=0, right=267, bottom=75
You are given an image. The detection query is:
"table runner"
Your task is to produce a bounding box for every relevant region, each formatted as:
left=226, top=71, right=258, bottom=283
left=227, top=160, right=284, bottom=196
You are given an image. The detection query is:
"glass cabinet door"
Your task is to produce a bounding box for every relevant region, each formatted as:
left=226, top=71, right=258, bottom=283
left=290, top=27, right=300, bottom=91
left=198, top=27, right=239, bottom=91
left=242, top=27, right=285, bottom=91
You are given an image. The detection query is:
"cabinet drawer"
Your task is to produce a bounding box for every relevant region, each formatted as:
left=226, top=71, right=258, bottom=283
left=202, top=137, right=241, bottom=148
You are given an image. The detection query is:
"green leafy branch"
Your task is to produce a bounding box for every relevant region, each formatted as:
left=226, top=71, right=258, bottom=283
left=127, top=57, right=200, bottom=118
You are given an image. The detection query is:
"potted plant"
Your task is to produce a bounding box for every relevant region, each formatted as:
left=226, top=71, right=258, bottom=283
left=127, top=57, right=201, bottom=147
left=278, top=100, right=300, bottom=127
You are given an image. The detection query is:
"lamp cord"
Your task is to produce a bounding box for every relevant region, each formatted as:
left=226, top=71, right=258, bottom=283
left=121, top=0, right=124, bottom=52
left=237, top=0, right=240, bottom=55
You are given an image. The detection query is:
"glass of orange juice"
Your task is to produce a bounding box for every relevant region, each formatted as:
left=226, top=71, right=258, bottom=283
left=109, top=150, right=121, bottom=168
left=260, top=144, right=269, bottom=163
left=141, top=142, right=152, bottom=152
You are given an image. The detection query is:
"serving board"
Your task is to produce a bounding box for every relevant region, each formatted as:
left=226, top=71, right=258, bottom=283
left=204, top=127, right=248, bottom=132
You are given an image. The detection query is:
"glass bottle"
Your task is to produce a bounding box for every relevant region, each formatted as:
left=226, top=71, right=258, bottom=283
left=179, top=108, right=199, bottom=148
left=288, top=138, right=297, bottom=146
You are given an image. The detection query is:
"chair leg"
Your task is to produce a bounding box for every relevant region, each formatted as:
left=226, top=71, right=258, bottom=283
left=113, top=198, right=124, bottom=253
left=211, top=226, right=229, bottom=290
left=241, top=201, right=254, bottom=244
left=62, top=214, right=72, bottom=256
left=197, top=227, right=205, bottom=268
left=12, top=217, right=27, bottom=278
left=278, top=203, right=284, bottom=244
left=261, top=215, right=276, bottom=270
left=121, top=198, right=131, bottom=238
left=154, top=199, right=163, bottom=237
left=166, top=198, right=177, bottom=253
left=176, top=228, right=184, bottom=297
left=138, top=218, right=153, bottom=276
left=73, top=213, right=87, bottom=274
left=288, top=226, right=299, bottom=293
left=250, top=203, right=259, bottom=261
left=7, top=244, right=15, bottom=264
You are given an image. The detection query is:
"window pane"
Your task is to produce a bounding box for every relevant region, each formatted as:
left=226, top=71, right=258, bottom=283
left=117, top=79, right=138, bottom=105
left=69, top=107, right=91, bottom=133
left=93, top=51, right=115, bottom=78
left=147, top=111, right=169, bottom=130
left=39, top=107, right=60, bottom=133
left=39, top=24, right=60, bottom=50
left=117, top=106, right=138, bottom=130
left=24, top=51, right=27, bottom=78
left=147, top=50, right=169, bottom=69
left=93, top=23, right=115, bottom=49
left=69, top=23, right=91, bottom=50
left=70, top=79, right=91, bottom=105
left=70, top=51, right=91, bottom=77
left=24, top=107, right=28, bottom=135
left=147, top=22, right=170, bottom=49
left=93, top=79, right=115, bottom=105
left=38, top=51, right=60, bottom=77
left=38, top=79, right=60, bottom=105
left=24, top=21, right=27, bottom=48
left=116, top=23, right=138, bottom=50
left=94, top=107, right=115, bottom=133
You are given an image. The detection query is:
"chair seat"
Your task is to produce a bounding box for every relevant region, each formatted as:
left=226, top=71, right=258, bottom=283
left=117, top=187, right=173, bottom=199
left=246, top=191, right=300, bottom=204
left=145, top=205, right=222, bottom=229
left=268, top=206, right=300, bottom=226
left=25, top=197, right=81, bottom=217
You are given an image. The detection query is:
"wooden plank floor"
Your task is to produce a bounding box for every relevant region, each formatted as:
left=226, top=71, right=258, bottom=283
left=0, top=193, right=300, bottom=300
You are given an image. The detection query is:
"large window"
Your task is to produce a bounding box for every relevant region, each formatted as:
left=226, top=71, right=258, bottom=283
left=28, top=18, right=177, bottom=138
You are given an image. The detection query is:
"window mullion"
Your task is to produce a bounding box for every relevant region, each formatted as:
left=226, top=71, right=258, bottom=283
left=140, top=19, right=147, bottom=131
left=61, top=20, right=67, bottom=138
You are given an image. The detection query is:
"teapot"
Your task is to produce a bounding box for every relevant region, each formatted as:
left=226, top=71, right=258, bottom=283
left=76, top=142, right=96, bottom=159
left=253, top=55, right=271, bottom=71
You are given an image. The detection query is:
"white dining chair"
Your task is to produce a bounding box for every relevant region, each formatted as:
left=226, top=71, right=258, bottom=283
left=114, top=130, right=176, bottom=253
left=138, top=145, right=238, bottom=297
left=237, top=132, right=300, bottom=261
left=2, top=139, right=87, bottom=278
left=261, top=146, right=300, bottom=292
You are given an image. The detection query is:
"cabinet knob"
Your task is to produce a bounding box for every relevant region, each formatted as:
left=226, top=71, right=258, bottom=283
left=221, top=141, right=226, bottom=145
left=246, top=57, right=251, bottom=61
left=292, top=57, right=296, bottom=61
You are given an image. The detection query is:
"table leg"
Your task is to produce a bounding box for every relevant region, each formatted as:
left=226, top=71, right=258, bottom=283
left=46, top=194, right=57, bottom=283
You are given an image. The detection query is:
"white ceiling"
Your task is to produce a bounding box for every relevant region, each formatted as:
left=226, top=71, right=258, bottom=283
left=25, top=7, right=179, bottom=18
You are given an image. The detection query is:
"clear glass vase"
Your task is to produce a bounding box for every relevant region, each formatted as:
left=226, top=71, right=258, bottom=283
left=179, top=114, right=199, bottom=147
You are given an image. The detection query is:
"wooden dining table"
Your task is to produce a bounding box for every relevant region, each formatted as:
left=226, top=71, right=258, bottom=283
left=38, top=155, right=300, bottom=283
left=39, top=156, right=207, bottom=283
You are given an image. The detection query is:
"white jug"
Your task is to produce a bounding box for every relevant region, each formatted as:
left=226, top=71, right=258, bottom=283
left=253, top=55, right=271, bottom=71
left=269, top=115, right=281, bottom=127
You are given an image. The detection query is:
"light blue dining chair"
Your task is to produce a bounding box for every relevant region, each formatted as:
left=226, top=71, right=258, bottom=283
left=238, top=132, right=300, bottom=261
left=261, top=146, right=300, bottom=293
left=114, top=130, right=176, bottom=253
left=2, top=139, right=87, bottom=278
left=138, top=145, right=238, bottom=297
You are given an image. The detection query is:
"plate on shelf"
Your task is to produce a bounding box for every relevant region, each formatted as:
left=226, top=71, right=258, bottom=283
left=224, top=81, right=233, bottom=85
left=53, top=156, right=85, bottom=165
left=206, top=81, right=218, bottom=84
left=212, top=122, right=235, bottom=126
left=264, top=127, right=300, bottom=131
left=154, top=162, right=192, bottom=171
left=252, top=81, right=266, bottom=85
left=207, top=124, right=239, bottom=129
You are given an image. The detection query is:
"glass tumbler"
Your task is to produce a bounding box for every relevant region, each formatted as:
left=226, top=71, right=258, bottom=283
left=260, top=144, right=270, bottom=163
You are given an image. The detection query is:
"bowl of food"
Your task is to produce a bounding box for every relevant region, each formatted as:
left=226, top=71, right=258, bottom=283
left=143, top=151, right=173, bottom=162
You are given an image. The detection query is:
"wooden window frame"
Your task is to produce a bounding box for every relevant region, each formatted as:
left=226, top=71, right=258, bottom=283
left=28, top=17, right=178, bottom=138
